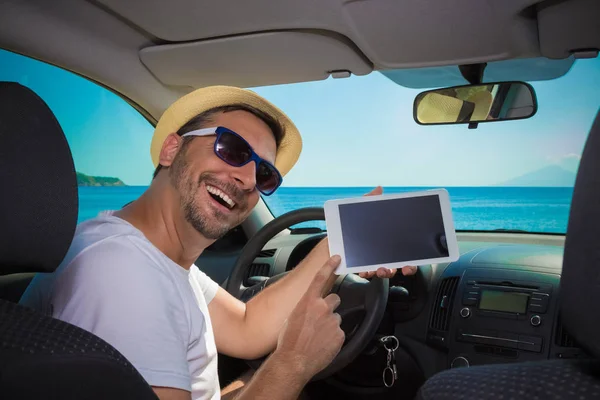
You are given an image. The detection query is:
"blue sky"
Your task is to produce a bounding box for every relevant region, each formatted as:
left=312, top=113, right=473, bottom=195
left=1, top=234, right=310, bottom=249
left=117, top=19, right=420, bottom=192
left=1, top=49, right=599, bottom=187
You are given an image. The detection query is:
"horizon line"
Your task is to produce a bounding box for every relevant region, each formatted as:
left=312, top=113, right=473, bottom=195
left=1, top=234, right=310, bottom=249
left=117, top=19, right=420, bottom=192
left=79, top=185, right=576, bottom=189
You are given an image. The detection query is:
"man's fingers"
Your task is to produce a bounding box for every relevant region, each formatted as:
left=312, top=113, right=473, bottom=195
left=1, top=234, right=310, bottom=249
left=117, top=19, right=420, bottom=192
left=359, top=265, right=418, bottom=279
left=360, top=268, right=396, bottom=278
left=324, top=293, right=341, bottom=311
left=332, top=312, right=342, bottom=326
left=308, top=255, right=341, bottom=298
left=402, top=265, right=418, bottom=276
left=364, top=186, right=383, bottom=197
left=376, top=267, right=395, bottom=278
left=359, top=270, right=376, bottom=279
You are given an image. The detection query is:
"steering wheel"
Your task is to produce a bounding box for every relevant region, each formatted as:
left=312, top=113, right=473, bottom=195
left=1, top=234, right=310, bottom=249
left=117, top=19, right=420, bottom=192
left=225, top=207, right=389, bottom=380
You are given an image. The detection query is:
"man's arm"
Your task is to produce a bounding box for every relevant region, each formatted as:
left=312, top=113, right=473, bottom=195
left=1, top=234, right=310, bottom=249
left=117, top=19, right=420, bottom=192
left=228, top=256, right=345, bottom=399
left=209, top=238, right=414, bottom=359
left=226, top=351, right=309, bottom=400
left=210, top=186, right=375, bottom=360
left=210, top=187, right=417, bottom=360
left=45, top=240, right=195, bottom=396
left=209, top=236, right=332, bottom=359
left=152, top=387, right=191, bottom=400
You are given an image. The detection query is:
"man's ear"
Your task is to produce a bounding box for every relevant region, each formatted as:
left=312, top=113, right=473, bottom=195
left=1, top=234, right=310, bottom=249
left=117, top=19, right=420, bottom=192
left=159, top=133, right=183, bottom=168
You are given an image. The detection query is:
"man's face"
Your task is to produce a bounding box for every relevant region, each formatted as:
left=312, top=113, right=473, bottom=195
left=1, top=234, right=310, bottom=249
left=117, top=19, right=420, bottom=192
left=168, top=110, right=277, bottom=240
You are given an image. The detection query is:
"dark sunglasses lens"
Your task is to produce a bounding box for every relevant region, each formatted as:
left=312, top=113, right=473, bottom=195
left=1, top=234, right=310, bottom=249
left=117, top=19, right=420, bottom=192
left=256, top=162, right=280, bottom=193
left=215, top=131, right=252, bottom=166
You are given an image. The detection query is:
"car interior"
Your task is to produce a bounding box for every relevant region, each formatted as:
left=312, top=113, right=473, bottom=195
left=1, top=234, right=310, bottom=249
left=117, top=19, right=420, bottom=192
left=1, top=0, right=599, bottom=399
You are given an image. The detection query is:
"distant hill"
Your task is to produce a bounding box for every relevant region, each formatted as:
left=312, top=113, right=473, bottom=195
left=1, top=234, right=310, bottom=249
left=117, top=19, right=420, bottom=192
left=498, top=165, right=576, bottom=187
left=77, top=172, right=126, bottom=187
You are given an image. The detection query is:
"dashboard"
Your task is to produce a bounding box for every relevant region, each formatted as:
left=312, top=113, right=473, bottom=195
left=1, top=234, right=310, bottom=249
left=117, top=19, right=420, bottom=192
left=203, top=229, right=588, bottom=393
left=426, top=241, right=585, bottom=371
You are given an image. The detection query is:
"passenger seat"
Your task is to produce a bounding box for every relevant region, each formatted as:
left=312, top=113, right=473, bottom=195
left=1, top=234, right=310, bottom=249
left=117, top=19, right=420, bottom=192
left=0, top=81, right=158, bottom=400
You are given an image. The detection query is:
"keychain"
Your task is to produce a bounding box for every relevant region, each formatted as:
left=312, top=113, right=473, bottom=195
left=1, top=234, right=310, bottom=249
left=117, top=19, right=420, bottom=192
left=379, top=335, right=399, bottom=387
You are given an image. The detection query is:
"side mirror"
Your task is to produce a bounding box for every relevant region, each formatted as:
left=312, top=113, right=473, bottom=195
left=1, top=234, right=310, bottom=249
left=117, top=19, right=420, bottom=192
left=413, top=82, right=537, bottom=126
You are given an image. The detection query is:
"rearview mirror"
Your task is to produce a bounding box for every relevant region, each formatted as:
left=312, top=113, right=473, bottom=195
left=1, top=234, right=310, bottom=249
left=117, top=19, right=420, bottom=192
left=413, top=82, right=537, bottom=126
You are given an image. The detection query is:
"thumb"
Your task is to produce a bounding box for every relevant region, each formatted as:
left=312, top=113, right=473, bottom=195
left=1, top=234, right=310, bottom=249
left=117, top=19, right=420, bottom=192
left=365, top=186, right=383, bottom=196
left=307, top=255, right=341, bottom=298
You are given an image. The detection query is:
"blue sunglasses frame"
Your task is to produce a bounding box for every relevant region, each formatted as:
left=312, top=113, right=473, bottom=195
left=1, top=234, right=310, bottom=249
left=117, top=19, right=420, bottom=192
left=181, top=126, right=282, bottom=195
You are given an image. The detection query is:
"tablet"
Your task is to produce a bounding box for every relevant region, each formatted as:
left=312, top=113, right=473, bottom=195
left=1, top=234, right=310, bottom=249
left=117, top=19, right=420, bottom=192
left=324, top=189, right=459, bottom=275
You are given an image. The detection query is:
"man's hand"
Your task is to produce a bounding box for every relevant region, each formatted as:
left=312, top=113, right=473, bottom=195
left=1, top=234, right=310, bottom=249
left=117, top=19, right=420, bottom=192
left=207, top=186, right=417, bottom=365
left=353, top=186, right=418, bottom=280
left=226, top=256, right=344, bottom=399
left=273, top=255, right=345, bottom=381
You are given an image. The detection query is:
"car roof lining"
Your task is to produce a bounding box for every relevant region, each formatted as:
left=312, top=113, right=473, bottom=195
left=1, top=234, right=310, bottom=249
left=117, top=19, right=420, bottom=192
left=0, top=0, right=597, bottom=121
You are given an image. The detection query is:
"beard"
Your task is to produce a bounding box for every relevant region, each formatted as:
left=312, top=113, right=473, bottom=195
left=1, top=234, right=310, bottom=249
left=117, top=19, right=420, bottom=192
left=169, top=151, right=248, bottom=240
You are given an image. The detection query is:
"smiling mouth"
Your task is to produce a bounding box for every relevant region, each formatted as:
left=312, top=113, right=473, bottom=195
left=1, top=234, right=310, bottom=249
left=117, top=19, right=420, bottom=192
left=206, top=185, right=236, bottom=210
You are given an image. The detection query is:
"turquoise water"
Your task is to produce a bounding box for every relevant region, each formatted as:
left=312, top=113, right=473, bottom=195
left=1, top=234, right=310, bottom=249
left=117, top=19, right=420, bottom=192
left=78, top=186, right=573, bottom=234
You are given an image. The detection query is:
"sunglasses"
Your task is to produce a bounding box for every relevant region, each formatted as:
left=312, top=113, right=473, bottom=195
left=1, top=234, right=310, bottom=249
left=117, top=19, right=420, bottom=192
left=181, top=126, right=282, bottom=196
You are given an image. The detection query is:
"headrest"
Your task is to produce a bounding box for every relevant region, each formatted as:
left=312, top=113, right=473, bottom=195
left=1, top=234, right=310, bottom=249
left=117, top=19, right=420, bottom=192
left=561, top=109, right=600, bottom=358
left=417, top=92, right=474, bottom=123
left=467, top=90, right=493, bottom=120
left=0, top=82, right=78, bottom=274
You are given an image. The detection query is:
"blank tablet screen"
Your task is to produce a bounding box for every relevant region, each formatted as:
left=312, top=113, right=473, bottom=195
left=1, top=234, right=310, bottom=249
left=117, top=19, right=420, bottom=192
left=338, top=194, right=449, bottom=268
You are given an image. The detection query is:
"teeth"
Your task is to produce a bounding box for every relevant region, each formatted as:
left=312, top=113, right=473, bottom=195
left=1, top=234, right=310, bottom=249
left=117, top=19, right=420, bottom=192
left=207, top=185, right=235, bottom=209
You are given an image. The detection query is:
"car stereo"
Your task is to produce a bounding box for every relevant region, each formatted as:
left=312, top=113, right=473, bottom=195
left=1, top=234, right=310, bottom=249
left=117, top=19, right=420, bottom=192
left=461, top=279, right=550, bottom=322
left=449, top=273, right=556, bottom=368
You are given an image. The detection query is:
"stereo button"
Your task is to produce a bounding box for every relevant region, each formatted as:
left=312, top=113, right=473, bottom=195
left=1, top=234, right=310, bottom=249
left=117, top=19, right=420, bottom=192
left=451, top=357, right=470, bottom=368
left=529, top=293, right=549, bottom=313
left=462, top=296, right=478, bottom=306
left=530, top=315, right=542, bottom=326
left=532, top=292, right=550, bottom=298
left=460, top=307, right=471, bottom=318
left=462, top=290, right=479, bottom=306
left=528, top=302, right=548, bottom=313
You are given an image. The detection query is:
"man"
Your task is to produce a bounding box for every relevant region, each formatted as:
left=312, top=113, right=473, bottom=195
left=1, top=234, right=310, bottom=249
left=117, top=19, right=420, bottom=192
left=20, top=86, right=416, bottom=400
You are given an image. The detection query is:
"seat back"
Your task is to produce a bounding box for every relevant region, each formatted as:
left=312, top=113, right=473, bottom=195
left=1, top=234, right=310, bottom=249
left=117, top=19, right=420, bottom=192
left=560, top=108, right=600, bottom=359
left=0, top=82, right=157, bottom=399
left=0, top=82, right=78, bottom=275
left=417, top=110, right=600, bottom=400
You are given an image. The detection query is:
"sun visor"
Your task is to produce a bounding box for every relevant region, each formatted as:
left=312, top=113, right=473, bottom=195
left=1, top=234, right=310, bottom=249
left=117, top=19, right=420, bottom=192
left=538, top=0, right=600, bottom=59
left=380, top=56, right=575, bottom=89
left=139, top=31, right=372, bottom=89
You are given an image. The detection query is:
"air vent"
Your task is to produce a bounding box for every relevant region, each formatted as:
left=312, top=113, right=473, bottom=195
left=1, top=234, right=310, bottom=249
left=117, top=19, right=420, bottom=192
left=429, top=277, right=460, bottom=332
left=555, top=315, right=578, bottom=348
left=244, top=263, right=270, bottom=285
left=257, top=249, right=276, bottom=258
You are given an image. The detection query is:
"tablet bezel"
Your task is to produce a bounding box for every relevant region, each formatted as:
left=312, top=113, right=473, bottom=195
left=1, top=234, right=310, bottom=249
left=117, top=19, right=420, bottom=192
left=323, top=189, right=459, bottom=275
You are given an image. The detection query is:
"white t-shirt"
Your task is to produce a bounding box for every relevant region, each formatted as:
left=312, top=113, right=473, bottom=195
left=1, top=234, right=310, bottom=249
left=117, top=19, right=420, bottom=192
left=19, top=211, right=221, bottom=399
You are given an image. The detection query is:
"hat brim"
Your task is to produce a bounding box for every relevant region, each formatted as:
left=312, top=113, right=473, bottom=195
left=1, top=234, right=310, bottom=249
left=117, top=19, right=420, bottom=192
left=151, top=85, right=302, bottom=177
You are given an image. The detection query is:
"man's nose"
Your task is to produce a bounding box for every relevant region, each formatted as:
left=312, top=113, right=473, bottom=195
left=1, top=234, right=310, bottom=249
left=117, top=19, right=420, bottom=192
left=230, top=161, right=257, bottom=191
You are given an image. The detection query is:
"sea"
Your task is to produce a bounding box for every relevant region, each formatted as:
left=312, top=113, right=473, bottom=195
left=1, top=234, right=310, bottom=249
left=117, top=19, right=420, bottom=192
left=78, top=186, right=573, bottom=234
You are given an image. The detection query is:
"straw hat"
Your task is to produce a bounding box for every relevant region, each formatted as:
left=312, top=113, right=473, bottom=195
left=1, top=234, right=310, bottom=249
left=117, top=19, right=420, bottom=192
left=151, top=85, right=302, bottom=176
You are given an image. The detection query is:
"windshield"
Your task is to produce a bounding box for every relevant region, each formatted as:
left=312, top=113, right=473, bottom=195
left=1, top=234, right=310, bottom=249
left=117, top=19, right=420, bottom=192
left=256, top=58, right=600, bottom=234
left=2, top=48, right=598, bottom=234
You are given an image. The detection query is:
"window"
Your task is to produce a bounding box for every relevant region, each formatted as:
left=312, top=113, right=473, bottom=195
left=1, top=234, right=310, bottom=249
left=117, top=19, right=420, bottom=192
left=1, top=49, right=154, bottom=222
left=256, top=57, right=600, bottom=234
left=4, top=48, right=599, bottom=234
